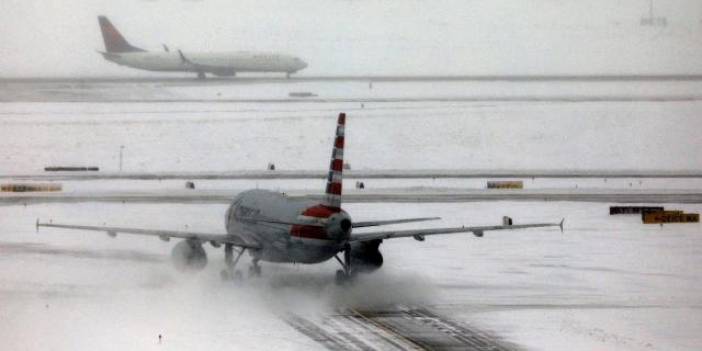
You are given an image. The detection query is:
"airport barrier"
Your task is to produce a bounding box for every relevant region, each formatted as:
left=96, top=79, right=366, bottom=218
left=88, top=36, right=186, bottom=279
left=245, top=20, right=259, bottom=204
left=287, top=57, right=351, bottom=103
left=1, top=183, right=62, bottom=192
left=45, top=166, right=99, bottom=172
left=610, top=206, right=664, bottom=215
left=289, top=92, right=317, bottom=98
left=487, top=180, right=523, bottom=189
left=642, top=211, right=699, bottom=224
left=641, top=210, right=681, bottom=221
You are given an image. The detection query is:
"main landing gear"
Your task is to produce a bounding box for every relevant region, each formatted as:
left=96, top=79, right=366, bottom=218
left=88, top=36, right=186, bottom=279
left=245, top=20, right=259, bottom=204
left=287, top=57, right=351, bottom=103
left=334, top=244, right=355, bottom=285
left=249, top=258, right=262, bottom=277
left=197, top=71, right=206, bottom=80
left=220, top=244, right=262, bottom=281
left=220, top=244, right=244, bottom=280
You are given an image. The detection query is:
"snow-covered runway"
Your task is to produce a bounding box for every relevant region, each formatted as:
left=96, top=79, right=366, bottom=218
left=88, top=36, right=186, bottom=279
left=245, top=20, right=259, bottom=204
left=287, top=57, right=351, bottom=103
left=1, top=201, right=701, bottom=350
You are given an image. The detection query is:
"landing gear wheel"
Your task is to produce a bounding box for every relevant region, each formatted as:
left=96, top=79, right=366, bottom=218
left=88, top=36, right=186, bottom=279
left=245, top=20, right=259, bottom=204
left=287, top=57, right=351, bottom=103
left=222, top=244, right=246, bottom=281
left=220, top=269, right=243, bottom=281
left=220, top=269, right=232, bottom=281
left=335, top=270, right=346, bottom=285
left=335, top=269, right=355, bottom=285
left=248, top=264, right=261, bottom=277
left=197, top=71, right=206, bottom=80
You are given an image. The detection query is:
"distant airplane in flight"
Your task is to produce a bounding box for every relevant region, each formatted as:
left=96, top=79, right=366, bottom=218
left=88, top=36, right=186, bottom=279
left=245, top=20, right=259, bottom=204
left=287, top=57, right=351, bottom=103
left=38, top=113, right=563, bottom=284
left=96, top=16, right=308, bottom=79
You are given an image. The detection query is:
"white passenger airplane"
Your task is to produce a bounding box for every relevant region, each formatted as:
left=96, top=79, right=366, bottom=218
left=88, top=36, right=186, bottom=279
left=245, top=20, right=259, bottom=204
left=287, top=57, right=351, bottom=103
left=38, top=113, right=563, bottom=284
left=97, top=16, right=308, bottom=79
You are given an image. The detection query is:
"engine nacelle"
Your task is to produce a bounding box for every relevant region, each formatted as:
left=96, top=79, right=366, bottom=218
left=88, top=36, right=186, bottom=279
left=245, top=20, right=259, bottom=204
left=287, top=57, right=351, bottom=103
left=350, top=239, right=383, bottom=273
left=171, top=239, right=207, bottom=271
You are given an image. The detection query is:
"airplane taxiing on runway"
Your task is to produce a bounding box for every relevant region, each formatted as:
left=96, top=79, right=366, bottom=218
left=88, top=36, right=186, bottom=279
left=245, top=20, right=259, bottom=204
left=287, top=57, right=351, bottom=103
left=96, top=16, right=307, bottom=79
left=38, top=113, right=563, bottom=284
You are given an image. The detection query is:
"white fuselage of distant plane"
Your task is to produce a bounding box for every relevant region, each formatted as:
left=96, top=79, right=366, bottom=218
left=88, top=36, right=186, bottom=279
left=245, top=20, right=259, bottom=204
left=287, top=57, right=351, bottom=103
left=101, top=51, right=307, bottom=76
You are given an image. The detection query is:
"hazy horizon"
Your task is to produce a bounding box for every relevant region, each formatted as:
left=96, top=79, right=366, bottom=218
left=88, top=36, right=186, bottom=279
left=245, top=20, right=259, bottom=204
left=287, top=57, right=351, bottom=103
left=1, top=0, right=701, bottom=77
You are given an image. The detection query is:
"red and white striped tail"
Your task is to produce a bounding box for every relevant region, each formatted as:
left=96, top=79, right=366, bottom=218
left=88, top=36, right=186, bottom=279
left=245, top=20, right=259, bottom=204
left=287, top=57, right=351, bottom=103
left=324, top=113, right=345, bottom=210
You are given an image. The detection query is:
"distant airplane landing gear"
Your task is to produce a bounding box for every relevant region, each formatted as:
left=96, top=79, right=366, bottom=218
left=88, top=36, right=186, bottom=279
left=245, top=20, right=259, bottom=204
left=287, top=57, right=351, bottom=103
left=220, top=244, right=245, bottom=281
left=286, top=72, right=291, bottom=79
left=197, top=71, right=206, bottom=80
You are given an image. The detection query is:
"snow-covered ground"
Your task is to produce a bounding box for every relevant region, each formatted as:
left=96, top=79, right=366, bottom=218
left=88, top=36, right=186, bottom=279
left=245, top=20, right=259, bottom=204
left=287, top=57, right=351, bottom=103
left=1, top=201, right=701, bottom=350
left=1, top=79, right=701, bottom=350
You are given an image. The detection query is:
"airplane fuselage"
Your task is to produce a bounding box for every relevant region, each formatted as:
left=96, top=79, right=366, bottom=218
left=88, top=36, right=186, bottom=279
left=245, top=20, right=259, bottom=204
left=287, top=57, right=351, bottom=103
left=225, top=189, right=350, bottom=264
left=102, top=51, right=307, bottom=76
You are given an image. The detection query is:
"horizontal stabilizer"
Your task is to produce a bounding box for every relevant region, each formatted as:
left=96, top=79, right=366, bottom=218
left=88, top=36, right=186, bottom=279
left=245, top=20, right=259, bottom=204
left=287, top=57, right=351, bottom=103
left=352, top=217, right=441, bottom=228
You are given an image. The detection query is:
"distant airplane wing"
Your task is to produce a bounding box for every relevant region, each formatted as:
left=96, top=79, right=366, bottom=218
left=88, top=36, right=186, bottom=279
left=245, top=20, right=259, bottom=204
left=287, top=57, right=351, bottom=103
left=36, top=220, right=259, bottom=249
left=349, top=219, right=564, bottom=242
left=177, top=50, right=219, bottom=71
left=352, top=217, right=441, bottom=228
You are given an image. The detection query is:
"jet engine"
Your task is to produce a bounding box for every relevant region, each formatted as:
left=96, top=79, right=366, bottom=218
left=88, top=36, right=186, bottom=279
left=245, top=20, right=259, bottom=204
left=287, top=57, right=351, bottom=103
left=171, top=239, right=207, bottom=271
left=211, top=68, right=236, bottom=77
left=349, top=239, right=383, bottom=273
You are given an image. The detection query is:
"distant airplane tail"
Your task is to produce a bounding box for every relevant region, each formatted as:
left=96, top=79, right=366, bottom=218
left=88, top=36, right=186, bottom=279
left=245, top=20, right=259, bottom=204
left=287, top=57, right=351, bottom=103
left=98, top=16, right=145, bottom=53
left=323, top=113, right=346, bottom=210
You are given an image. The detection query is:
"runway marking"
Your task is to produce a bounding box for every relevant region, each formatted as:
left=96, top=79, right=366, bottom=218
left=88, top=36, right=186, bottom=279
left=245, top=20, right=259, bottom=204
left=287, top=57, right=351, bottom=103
left=286, top=307, right=518, bottom=351
left=346, top=308, right=425, bottom=351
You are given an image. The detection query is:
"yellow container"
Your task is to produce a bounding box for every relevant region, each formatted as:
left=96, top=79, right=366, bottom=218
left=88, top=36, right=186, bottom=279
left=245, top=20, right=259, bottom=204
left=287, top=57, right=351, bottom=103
left=487, top=181, right=523, bottom=189
left=643, top=211, right=699, bottom=224
left=1, top=183, right=62, bottom=192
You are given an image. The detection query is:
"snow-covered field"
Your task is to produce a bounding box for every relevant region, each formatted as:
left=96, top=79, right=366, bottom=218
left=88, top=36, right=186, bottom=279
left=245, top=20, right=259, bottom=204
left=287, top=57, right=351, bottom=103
left=1, top=80, right=701, bottom=350
left=1, top=80, right=702, bottom=173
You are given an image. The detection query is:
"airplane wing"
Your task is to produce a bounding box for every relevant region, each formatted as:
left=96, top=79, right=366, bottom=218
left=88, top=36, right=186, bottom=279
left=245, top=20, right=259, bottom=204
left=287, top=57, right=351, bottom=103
left=352, top=217, right=441, bottom=228
left=36, top=220, right=259, bottom=249
left=177, top=50, right=221, bottom=72
left=349, top=219, right=564, bottom=242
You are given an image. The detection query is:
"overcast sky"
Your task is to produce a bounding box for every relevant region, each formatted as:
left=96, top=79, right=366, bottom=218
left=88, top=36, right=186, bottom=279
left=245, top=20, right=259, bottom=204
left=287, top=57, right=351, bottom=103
left=1, top=0, right=701, bottom=77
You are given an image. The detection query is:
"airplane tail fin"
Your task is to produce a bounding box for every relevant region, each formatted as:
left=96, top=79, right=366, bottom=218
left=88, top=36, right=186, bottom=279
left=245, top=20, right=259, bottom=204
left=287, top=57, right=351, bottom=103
left=98, top=16, right=145, bottom=53
left=324, top=113, right=346, bottom=210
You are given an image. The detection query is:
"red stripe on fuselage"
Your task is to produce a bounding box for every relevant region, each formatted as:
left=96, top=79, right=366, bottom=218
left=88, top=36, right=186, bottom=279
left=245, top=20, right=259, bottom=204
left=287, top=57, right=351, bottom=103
left=302, top=204, right=339, bottom=217
left=290, top=225, right=329, bottom=240
left=334, top=137, right=344, bottom=149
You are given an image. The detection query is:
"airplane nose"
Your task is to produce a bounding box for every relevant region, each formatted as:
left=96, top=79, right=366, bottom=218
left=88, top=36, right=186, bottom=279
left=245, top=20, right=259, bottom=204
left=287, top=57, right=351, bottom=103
left=298, top=59, right=308, bottom=70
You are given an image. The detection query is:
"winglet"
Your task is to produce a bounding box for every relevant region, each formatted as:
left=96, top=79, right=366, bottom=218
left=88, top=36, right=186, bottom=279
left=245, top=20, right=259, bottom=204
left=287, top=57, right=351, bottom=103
left=559, top=218, right=565, bottom=233
left=178, top=50, right=192, bottom=65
